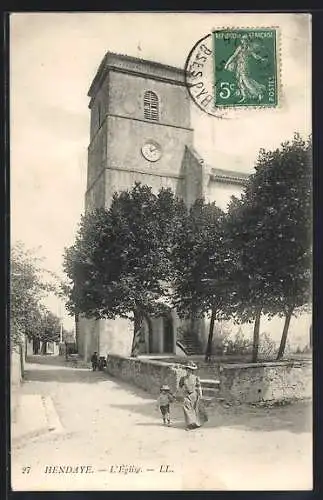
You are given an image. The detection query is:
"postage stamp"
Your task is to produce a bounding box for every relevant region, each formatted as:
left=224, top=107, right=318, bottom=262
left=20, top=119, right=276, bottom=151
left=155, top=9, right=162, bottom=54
left=185, top=27, right=279, bottom=117
left=213, top=28, right=278, bottom=107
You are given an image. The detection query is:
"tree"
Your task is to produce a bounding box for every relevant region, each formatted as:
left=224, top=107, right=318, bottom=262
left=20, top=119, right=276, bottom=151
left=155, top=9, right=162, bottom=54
left=38, top=310, right=61, bottom=354
left=11, top=242, right=62, bottom=352
left=225, top=133, right=312, bottom=361
left=224, top=195, right=270, bottom=362
left=250, top=134, right=312, bottom=359
left=10, top=242, right=52, bottom=347
left=63, top=183, right=186, bottom=357
left=171, top=199, right=233, bottom=361
left=27, top=309, right=62, bottom=354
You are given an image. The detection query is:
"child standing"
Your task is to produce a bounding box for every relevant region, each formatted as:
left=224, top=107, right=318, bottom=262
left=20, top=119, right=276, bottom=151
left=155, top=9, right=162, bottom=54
left=157, top=385, right=174, bottom=426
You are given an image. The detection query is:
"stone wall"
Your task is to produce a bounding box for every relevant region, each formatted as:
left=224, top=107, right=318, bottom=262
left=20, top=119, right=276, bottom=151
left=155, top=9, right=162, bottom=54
left=218, top=360, right=312, bottom=403
left=105, top=355, right=312, bottom=403
left=11, top=344, right=25, bottom=423
left=106, top=355, right=186, bottom=396
left=11, top=344, right=24, bottom=387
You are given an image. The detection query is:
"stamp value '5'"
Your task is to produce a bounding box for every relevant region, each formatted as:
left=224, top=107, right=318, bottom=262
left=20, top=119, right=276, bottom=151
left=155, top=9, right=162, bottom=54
left=213, top=28, right=277, bottom=107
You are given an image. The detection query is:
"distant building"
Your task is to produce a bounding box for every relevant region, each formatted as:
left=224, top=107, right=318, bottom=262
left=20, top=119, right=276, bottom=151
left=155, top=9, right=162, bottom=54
left=63, top=330, right=76, bottom=344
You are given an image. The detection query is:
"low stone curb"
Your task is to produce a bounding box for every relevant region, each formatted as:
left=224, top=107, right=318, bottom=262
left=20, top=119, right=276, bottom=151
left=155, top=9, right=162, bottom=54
left=12, top=395, right=63, bottom=447
left=12, top=425, right=52, bottom=447
left=247, top=396, right=312, bottom=408
left=42, top=395, right=64, bottom=433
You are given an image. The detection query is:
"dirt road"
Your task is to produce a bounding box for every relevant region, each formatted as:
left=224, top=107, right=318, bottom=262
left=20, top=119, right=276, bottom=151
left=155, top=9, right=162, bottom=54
left=11, top=355, right=312, bottom=491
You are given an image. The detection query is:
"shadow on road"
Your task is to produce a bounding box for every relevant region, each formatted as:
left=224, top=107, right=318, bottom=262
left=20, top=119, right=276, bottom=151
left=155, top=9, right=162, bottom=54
left=26, top=355, right=71, bottom=366
left=109, top=400, right=186, bottom=428
left=24, top=368, right=110, bottom=384
left=136, top=421, right=186, bottom=430
left=23, top=356, right=312, bottom=435
left=110, top=400, right=312, bottom=434
left=24, top=355, right=110, bottom=384
left=106, top=377, right=158, bottom=400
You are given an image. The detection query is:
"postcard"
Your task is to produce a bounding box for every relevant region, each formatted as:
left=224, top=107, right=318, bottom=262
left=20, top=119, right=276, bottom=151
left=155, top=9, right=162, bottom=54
left=10, top=12, right=312, bottom=491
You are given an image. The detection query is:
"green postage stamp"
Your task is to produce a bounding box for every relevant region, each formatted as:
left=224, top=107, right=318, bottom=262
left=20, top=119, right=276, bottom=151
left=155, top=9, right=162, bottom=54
left=213, top=28, right=278, bottom=107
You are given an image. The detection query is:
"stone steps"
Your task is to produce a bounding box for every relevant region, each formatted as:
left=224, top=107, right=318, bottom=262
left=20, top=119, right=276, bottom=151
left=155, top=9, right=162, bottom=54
left=201, top=378, right=221, bottom=388
left=200, top=378, right=221, bottom=404
left=177, top=336, right=204, bottom=355
left=197, top=366, right=221, bottom=380
left=202, top=387, right=219, bottom=398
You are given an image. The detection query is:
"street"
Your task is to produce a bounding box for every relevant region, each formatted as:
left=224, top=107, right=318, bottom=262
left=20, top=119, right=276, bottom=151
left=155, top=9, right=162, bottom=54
left=11, top=355, right=312, bottom=491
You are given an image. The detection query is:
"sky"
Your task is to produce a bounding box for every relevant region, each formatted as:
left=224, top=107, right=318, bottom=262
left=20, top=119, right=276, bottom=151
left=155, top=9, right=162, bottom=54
left=10, top=12, right=311, bottom=326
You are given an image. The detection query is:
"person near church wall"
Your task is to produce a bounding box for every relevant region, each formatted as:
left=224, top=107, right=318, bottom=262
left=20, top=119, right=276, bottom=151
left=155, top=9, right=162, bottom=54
left=91, top=351, right=99, bottom=371
left=178, top=360, right=208, bottom=430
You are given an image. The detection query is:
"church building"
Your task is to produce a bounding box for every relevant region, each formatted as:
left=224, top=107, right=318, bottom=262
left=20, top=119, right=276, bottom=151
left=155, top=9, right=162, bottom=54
left=77, top=52, right=249, bottom=361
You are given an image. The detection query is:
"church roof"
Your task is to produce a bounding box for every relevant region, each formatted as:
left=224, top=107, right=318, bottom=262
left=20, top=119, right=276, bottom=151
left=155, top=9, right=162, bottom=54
left=88, top=52, right=185, bottom=98
left=186, top=147, right=250, bottom=186
left=210, top=167, right=250, bottom=185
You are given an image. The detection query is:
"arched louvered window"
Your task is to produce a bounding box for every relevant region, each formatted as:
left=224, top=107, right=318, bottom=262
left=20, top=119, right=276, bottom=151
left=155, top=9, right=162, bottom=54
left=143, top=91, right=159, bottom=121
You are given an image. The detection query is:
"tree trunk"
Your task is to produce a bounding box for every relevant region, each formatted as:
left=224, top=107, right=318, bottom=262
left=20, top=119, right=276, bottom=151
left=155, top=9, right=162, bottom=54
left=276, top=307, right=293, bottom=360
left=251, top=308, right=262, bottom=363
left=33, top=338, right=39, bottom=354
left=131, top=309, right=143, bottom=357
left=75, top=313, right=80, bottom=353
left=41, top=341, right=47, bottom=355
left=205, top=309, right=216, bottom=361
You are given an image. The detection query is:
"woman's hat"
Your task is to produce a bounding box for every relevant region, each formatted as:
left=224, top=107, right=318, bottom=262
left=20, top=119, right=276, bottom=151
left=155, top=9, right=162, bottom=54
left=160, top=385, right=170, bottom=391
left=184, top=361, right=198, bottom=370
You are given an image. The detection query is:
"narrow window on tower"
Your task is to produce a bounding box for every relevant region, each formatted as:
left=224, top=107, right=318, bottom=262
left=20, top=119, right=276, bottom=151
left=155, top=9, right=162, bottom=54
left=143, top=91, right=159, bottom=121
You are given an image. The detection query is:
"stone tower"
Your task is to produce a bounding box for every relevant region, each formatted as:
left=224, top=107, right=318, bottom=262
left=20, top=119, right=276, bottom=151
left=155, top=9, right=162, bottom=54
left=78, top=53, right=202, bottom=360
left=85, top=52, right=198, bottom=212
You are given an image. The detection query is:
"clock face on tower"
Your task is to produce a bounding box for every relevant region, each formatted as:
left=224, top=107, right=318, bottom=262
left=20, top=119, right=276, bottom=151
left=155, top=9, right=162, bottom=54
left=141, top=141, right=162, bottom=162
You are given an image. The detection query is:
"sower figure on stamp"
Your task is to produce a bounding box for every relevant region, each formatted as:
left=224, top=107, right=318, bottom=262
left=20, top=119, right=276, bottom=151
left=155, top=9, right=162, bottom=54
left=179, top=361, right=208, bottom=430
left=224, top=34, right=267, bottom=103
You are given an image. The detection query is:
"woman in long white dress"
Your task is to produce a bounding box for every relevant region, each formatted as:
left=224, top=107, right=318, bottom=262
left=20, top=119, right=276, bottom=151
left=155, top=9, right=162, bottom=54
left=224, top=35, right=267, bottom=103
left=179, top=361, right=206, bottom=430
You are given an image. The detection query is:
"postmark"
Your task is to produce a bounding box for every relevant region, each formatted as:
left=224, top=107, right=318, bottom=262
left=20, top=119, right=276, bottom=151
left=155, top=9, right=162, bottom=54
left=185, top=27, right=279, bottom=118
left=184, top=33, right=219, bottom=117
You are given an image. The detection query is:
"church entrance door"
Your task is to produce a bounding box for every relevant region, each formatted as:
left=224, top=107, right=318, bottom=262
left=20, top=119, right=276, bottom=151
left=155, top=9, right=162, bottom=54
left=138, top=315, right=153, bottom=354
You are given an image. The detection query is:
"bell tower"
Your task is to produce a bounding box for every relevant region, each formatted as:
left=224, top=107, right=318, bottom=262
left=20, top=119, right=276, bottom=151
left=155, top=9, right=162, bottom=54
left=79, top=52, right=202, bottom=360
left=85, top=52, right=195, bottom=212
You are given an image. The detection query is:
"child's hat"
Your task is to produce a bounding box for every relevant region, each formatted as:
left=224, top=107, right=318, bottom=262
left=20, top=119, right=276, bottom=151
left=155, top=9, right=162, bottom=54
left=161, top=384, right=170, bottom=391
left=185, top=360, right=198, bottom=370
